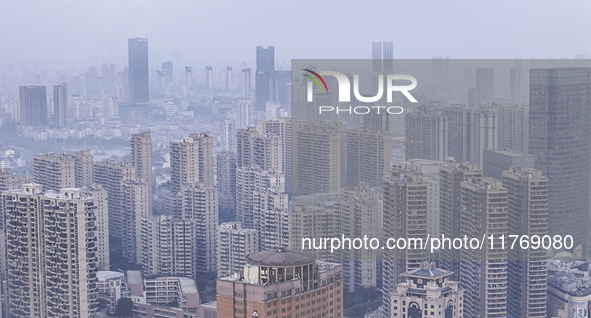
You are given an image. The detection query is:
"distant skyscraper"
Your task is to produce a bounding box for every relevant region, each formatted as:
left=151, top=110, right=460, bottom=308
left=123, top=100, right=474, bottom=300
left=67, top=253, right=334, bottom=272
left=255, top=46, right=274, bottom=111
left=205, top=66, right=214, bottom=89
left=219, top=119, right=236, bottom=152
left=53, top=82, right=67, bottom=128
left=345, top=129, right=392, bottom=188
left=162, top=61, right=173, bottom=84
left=499, top=104, right=528, bottom=153
left=372, top=41, right=394, bottom=74
left=128, top=38, right=149, bottom=103
left=19, top=85, right=47, bottom=126
left=241, top=68, right=251, bottom=99
left=529, top=68, right=591, bottom=254
left=2, top=185, right=99, bottom=318
left=185, top=66, right=193, bottom=97
left=237, top=100, right=253, bottom=129
left=225, top=66, right=232, bottom=91
left=475, top=67, right=494, bottom=102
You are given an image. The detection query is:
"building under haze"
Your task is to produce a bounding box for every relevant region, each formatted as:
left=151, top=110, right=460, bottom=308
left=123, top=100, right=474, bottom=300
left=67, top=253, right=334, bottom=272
left=529, top=67, right=591, bottom=255
left=128, top=37, right=149, bottom=103
left=19, top=85, right=47, bottom=126
left=32, top=150, right=93, bottom=191
left=52, top=82, right=67, bottom=128
left=255, top=46, right=274, bottom=111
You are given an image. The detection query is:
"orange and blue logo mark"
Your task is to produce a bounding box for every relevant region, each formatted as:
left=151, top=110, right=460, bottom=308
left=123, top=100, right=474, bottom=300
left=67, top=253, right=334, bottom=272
left=302, top=69, right=328, bottom=93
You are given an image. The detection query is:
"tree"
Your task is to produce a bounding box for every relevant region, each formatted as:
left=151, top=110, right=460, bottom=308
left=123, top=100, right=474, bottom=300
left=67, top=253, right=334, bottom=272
left=114, top=297, right=133, bottom=317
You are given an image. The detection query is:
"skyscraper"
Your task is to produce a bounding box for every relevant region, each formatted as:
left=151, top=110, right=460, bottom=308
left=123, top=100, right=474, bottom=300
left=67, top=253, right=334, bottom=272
left=162, top=61, right=173, bottom=84
left=205, top=66, right=214, bottom=89
left=381, top=170, right=428, bottom=318
left=53, top=82, right=67, bottom=128
left=255, top=46, right=274, bottom=111
left=225, top=66, right=232, bottom=91
left=219, top=119, right=236, bottom=152
left=2, top=185, right=99, bottom=318
left=19, top=85, right=47, bottom=126
left=128, top=37, right=149, bottom=103
left=241, top=68, right=251, bottom=99
left=503, top=167, right=548, bottom=317
left=460, top=177, right=508, bottom=317
left=170, top=133, right=214, bottom=195
left=131, top=131, right=152, bottom=213
left=475, top=67, right=494, bottom=102
left=529, top=68, right=591, bottom=254
left=372, top=41, right=394, bottom=74
left=216, top=151, right=236, bottom=212
left=237, top=100, right=253, bottom=129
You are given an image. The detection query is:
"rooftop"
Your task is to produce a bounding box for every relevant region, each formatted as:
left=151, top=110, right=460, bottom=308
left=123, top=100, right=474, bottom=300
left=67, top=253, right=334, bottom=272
left=246, top=248, right=315, bottom=267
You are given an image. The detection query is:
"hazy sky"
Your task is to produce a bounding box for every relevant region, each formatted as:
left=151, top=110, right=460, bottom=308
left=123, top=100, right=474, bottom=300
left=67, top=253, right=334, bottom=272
left=1, top=0, right=590, bottom=68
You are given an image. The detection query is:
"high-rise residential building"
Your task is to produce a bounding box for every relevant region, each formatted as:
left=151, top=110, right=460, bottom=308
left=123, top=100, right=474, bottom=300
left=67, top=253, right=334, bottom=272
left=140, top=215, right=196, bottom=278
left=19, top=85, right=47, bottom=126
left=460, top=177, right=508, bottom=317
left=237, top=100, right=253, bottom=129
left=131, top=131, right=152, bottom=213
left=499, top=104, right=528, bottom=153
left=255, top=46, right=274, bottom=111
left=217, top=222, right=259, bottom=278
left=219, top=119, right=237, bottom=152
left=292, top=121, right=344, bottom=196
left=387, top=262, right=464, bottom=318
left=236, top=126, right=284, bottom=173
left=128, top=37, right=149, bottom=103
left=253, top=188, right=290, bottom=251
left=469, top=105, right=498, bottom=167
left=475, top=67, right=494, bottom=102
left=33, top=150, right=93, bottom=191
left=443, top=106, right=471, bottom=163
left=93, top=159, right=136, bottom=240
left=170, top=133, right=214, bottom=195
left=404, top=107, right=448, bottom=161
left=439, top=161, right=481, bottom=279
left=292, top=185, right=381, bottom=293
left=235, top=167, right=284, bottom=229
left=86, top=185, right=110, bottom=270
left=0, top=168, right=21, bottom=192
left=53, top=82, right=67, bottom=128
left=162, top=61, right=173, bottom=84
left=217, top=249, right=343, bottom=318
left=529, top=68, right=591, bottom=254
left=510, top=67, right=523, bottom=102
left=393, top=159, right=443, bottom=237
left=381, top=170, right=428, bottom=318
left=2, top=185, right=98, bottom=318
left=502, top=167, right=548, bottom=317
left=179, top=182, right=218, bottom=274
left=257, top=117, right=292, bottom=193
left=120, top=179, right=150, bottom=264
left=216, top=151, right=237, bottom=212
left=241, top=68, right=251, bottom=99
left=482, top=148, right=536, bottom=180
left=345, top=129, right=392, bottom=188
